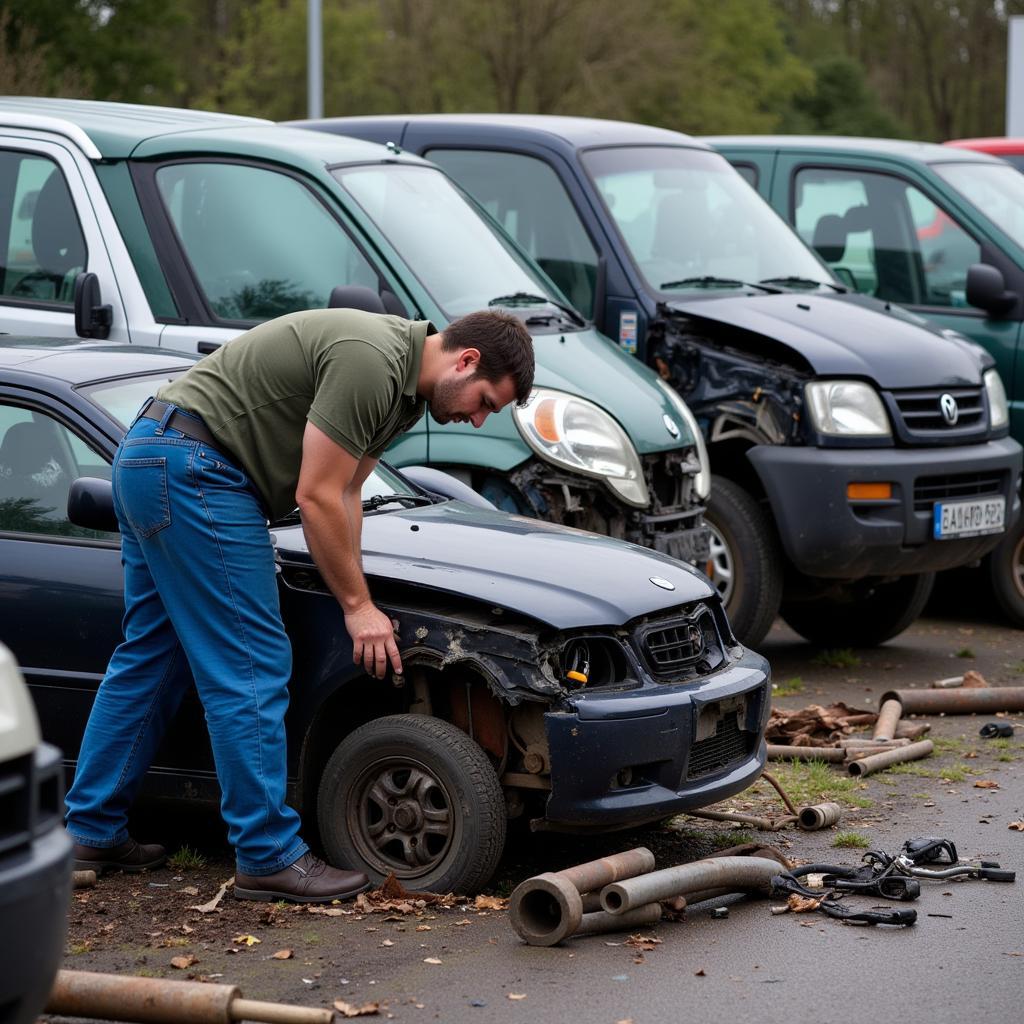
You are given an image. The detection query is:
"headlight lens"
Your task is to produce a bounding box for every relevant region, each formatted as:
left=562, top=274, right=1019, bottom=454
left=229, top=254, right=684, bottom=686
left=984, top=369, right=1009, bottom=429
left=805, top=380, right=891, bottom=437
left=656, top=379, right=710, bottom=500
left=514, top=388, right=649, bottom=507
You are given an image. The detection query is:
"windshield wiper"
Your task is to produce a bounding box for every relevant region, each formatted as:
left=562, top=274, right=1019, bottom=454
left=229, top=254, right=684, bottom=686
left=362, top=493, right=435, bottom=512
left=488, top=291, right=585, bottom=327
left=759, top=275, right=845, bottom=292
left=659, top=275, right=782, bottom=293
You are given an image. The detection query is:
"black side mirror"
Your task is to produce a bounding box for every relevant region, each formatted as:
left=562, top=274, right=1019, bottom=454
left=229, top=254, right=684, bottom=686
left=68, top=477, right=118, bottom=533
left=965, top=263, right=1017, bottom=316
left=73, top=272, right=113, bottom=339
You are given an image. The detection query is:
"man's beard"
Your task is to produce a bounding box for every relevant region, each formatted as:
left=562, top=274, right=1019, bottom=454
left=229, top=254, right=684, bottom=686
left=430, top=375, right=471, bottom=424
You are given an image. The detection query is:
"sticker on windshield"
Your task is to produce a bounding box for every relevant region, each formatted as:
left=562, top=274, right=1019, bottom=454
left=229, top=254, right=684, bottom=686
left=619, top=311, right=638, bottom=354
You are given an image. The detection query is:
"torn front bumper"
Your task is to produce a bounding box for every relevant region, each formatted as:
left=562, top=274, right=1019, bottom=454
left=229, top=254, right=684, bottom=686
left=539, top=647, right=770, bottom=829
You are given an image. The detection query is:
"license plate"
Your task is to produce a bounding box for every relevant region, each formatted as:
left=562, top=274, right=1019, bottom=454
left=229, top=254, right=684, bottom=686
left=933, top=497, right=1005, bottom=539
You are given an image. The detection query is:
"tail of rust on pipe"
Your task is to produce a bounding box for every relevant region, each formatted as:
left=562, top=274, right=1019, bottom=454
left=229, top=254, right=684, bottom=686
left=847, top=740, right=934, bottom=777
left=601, top=856, right=782, bottom=915
left=880, top=688, right=1024, bottom=715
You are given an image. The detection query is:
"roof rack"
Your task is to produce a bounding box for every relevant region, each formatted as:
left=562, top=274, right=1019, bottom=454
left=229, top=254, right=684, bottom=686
left=0, top=112, right=102, bottom=160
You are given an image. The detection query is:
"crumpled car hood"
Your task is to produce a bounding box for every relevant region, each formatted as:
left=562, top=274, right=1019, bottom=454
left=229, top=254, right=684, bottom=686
left=274, top=501, right=713, bottom=630
left=666, top=292, right=987, bottom=389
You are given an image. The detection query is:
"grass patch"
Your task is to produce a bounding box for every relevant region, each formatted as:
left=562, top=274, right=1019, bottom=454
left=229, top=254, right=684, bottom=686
left=766, top=759, right=868, bottom=807
left=939, top=764, right=969, bottom=783
left=886, top=763, right=938, bottom=778
left=667, top=825, right=756, bottom=848
left=1012, top=660, right=1024, bottom=675
left=989, top=738, right=1015, bottom=751
left=812, top=649, right=861, bottom=669
left=772, top=676, right=804, bottom=697
left=955, top=647, right=975, bottom=659
left=68, top=940, right=92, bottom=955
left=167, top=845, right=207, bottom=871
left=832, top=831, right=870, bottom=849
left=911, top=792, right=930, bottom=799
left=997, top=754, right=1015, bottom=762
left=931, top=737, right=965, bottom=754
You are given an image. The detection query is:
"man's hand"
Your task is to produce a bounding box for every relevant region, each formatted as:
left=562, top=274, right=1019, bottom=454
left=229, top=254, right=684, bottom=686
left=346, top=601, right=403, bottom=679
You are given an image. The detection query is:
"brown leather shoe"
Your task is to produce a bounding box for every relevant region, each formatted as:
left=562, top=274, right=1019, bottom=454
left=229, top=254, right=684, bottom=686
left=234, top=853, right=370, bottom=904
left=72, top=838, right=167, bottom=874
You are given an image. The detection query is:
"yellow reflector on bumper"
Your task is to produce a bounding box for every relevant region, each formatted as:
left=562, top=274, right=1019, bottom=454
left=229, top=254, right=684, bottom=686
left=847, top=482, right=892, bottom=500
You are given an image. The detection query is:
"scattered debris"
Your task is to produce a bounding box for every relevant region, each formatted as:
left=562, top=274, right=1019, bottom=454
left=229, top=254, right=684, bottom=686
left=271, top=949, right=293, bottom=960
left=1009, top=821, right=1024, bottom=832
left=189, top=878, right=233, bottom=914
left=507, top=993, right=526, bottom=1000
left=423, top=958, right=443, bottom=965
left=333, top=1000, right=381, bottom=1017
left=766, top=703, right=877, bottom=746
left=980, top=722, right=1014, bottom=738
left=232, top=934, right=261, bottom=946
left=170, top=954, right=199, bottom=969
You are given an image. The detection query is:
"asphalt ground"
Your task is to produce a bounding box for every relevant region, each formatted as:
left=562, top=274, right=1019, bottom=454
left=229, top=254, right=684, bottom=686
left=49, top=602, right=1024, bottom=1024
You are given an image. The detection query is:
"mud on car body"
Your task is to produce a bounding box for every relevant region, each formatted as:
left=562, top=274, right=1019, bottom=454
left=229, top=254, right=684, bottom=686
left=0, top=340, right=768, bottom=893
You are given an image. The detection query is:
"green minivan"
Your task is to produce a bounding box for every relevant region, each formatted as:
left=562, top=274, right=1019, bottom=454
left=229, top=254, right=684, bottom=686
left=708, top=135, right=1024, bottom=625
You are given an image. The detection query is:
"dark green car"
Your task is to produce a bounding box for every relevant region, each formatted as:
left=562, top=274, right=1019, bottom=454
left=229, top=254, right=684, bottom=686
left=708, top=135, right=1024, bottom=626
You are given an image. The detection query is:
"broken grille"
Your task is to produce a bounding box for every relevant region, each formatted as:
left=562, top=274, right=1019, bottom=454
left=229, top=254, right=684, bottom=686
left=638, top=605, right=723, bottom=678
left=686, top=712, right=753, bottom=780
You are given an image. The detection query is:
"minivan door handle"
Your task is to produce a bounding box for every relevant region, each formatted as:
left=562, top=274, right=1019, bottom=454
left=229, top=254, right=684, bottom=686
left=197, top=341, right=222, bottom=354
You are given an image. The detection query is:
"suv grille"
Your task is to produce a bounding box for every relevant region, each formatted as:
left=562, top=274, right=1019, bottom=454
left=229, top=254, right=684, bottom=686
left=638, top=604, right=724, bottom=679
left=0, top=753, right=32, bottom=857
left=914, top=471, right=1006, bottom=512
left=891, top=387, right=986, bottom=440
left=686, top=711, right=754, bottom=780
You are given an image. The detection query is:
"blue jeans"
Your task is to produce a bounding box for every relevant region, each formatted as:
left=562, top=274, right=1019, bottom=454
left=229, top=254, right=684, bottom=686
left=64, top=405, right=308, bottom=875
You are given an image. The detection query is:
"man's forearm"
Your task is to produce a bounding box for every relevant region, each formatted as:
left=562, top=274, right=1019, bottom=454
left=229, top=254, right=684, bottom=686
left=299, top=494, right=371, bottom=613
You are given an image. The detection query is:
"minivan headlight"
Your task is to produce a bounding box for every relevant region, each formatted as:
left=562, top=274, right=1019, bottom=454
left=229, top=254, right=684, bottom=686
left=514, top=388, right=649, bottom=507
left=655, top=379, right=710, bottom=500
left=984, top=369, right=1009, bottom=430
left=805, top=380, right=891, bottom=437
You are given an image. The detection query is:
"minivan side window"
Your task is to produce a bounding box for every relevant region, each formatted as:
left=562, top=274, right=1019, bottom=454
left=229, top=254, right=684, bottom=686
left=0, top=152, right=86, bottom=305
left=428, top=149, right=599, bottom=317
left=794, top=166, right=981, bottom=308
left=154, top=162, right=379, bottom=322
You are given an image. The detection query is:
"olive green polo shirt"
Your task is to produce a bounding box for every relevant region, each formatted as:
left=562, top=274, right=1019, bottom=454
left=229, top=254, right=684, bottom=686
left=157, top=309, right=429, bottom=520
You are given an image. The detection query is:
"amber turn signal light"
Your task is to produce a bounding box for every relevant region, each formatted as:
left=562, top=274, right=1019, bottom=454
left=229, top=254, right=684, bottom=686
left=847, top=482, right=892, bottom=500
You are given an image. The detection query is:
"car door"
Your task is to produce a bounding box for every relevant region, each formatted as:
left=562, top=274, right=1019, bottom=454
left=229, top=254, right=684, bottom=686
left=775, top=154, right=1022, bottom=411
left=0, top=390, right=214, bottom=775
left=0, top=139, right=130, bottom=342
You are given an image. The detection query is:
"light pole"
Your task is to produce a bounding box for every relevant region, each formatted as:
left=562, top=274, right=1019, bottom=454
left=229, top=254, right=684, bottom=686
left=308, top=0, right=323, bottom=119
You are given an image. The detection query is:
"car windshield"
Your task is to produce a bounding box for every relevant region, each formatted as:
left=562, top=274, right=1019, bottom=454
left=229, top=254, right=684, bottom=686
left=79, top=371, right=417, bottom=504
left=932, top=161, right=1024, bottom=251
left=333, top=164, right=567, bottom=319
left=581, top=146, right=834, bottom=294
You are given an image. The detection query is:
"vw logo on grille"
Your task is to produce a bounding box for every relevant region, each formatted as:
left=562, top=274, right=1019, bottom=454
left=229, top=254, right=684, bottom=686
left=650, top=576, right=676, bottom=591
left=939, top=393, right=959, bottom=426
left=663, top=413, right=680, bottom=439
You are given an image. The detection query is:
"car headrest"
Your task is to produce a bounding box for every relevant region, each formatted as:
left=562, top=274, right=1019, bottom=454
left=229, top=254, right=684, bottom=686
left=328, top=285, right=387, bottom=314
left=32, top=171, right=87, bottom=278
left=0, top=419, right=65, bottom=478
left=811, top=213, right=848, bottom=263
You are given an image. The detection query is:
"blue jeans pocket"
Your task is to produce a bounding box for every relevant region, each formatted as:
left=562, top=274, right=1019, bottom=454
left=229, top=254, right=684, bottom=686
left=116, top=457, right=170, bottom=538
left=195, top=449, right=249, bottom=489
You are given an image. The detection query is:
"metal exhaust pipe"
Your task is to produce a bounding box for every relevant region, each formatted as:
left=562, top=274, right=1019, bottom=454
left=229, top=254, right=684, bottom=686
left=873, top=699, right=903, bottom=741
left=847, top=739, right=935, bottom=777
left=767, top=744, right=845, bottom=762
left=797, top=802, right=842, bottom=830
left=880, top=688, right=1024, bottom=715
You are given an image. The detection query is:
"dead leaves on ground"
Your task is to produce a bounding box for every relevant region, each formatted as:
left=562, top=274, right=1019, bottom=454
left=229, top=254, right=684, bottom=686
left=974, top=779, right=1000, bottom=789
left=170, top=953, right=199, bottom=969
left=271, top=948, right=293, bottom=960
left=189, top=878, right=233, bottom=914
left=333, top=1000, right=380, bottom=1017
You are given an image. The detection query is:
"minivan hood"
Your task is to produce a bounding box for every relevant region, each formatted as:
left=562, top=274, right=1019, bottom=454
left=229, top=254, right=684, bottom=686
left=275, top=501, right=713, bottom=630
left=666, top=292, right=986, bottom=388
left=532, top=327, right=696, bottom=453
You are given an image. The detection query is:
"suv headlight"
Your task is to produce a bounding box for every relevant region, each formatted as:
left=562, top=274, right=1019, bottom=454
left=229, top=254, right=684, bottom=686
left=514, top=388, right=649, bottom=507
left=984, top=369, right=1009, bottom=430
left=805, top=380, right=891, bottom=437
left=655, top=379, right=710, bottom=500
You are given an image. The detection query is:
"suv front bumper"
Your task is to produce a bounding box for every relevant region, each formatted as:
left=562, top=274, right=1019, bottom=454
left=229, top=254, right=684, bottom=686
left=749, top=437, right=1022, bottom=578
left=540, top=649, right=769, bottom=828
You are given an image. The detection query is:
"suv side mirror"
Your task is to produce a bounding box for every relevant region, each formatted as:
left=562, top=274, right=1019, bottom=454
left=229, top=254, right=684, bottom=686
left=73, top=272, right=113, bottom=339
left=67, top=477, right=117, bottom=533
left=965, top=263, right=1017, bottom=316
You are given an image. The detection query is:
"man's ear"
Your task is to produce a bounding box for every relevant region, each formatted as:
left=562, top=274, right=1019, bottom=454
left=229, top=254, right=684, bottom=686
left=455, top=347, right=481, bottom=373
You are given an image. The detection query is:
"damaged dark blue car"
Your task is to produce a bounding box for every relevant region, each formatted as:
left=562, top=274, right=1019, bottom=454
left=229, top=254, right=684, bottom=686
left=0, top=339, right=770, bottom=893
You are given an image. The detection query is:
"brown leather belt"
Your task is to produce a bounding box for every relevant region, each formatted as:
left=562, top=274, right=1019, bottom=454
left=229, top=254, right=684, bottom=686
left=139, top=398, right=219, bottom=448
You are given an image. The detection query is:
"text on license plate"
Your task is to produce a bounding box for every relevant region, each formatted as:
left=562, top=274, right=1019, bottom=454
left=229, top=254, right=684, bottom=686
left=933, top=497, right=1005, bottom=539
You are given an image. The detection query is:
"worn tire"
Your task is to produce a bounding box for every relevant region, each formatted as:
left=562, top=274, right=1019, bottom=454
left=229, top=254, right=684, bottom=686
left=988, top=515, right=1024, bottom=628
left=781, top=572, right=935, bottom=647
left=703, top=475, right=783, bottom=648
left=317, top=714, right=506, bottom=895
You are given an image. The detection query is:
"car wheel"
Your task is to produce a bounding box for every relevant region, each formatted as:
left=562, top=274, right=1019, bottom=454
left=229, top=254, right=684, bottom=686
left=317, top=714, right=506, bottom=894
left=988, top=515, right=1024, bottom=627
left=704, top=475, right=782, bottom=648
left=781, top=573, right=935, bottom=647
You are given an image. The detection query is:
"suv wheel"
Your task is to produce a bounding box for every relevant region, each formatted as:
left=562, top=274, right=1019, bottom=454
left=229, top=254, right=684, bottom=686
left=781, top=573, right=935, bottom=647
left=317, top=714, right=506, bottom=894
left=988, top=516, right=1024, bottom=628
left=704, top=475, right=782, bottom=648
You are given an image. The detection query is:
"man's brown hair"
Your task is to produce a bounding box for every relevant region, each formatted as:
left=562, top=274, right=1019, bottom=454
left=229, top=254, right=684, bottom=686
left=441, top=310, right=535, bottom=405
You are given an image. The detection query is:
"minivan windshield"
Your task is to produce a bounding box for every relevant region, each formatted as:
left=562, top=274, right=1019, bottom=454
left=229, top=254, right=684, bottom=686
left=932, top=161, right=1024, bottom=252
left=333, top=164, right=568, bottom=320
left=582, top=146, right=835, bottom=294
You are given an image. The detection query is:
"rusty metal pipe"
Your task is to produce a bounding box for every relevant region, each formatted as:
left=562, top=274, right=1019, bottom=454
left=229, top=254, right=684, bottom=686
left=573, top=902, right=662, bottom=936
left=840, top=737, right=911, bottom=747
left=846, top=743, right=910, bottom=760
left=767, top=745, right=845, bottom=762
left=45, top=971, right=332, bottom=1024
left=509, top=847, right=655, bottom=946
left=873, top=699, right=903, bottom=741
left=847, top=739, right=935, bottom=777
left=880, top=688, right=1024, bottom=715
left=686, top=809, right=798, bottom=831
left=72, top=870, right=97, bottom=889
left=600, top=856, right=782, bottom=915
left=797, top=802, right=842, bottom=830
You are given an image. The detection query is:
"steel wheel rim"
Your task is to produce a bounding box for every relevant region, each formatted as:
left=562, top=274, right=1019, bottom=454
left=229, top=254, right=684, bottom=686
left=346, top=755, right=456, bottom=879
left=705, top=521, right=735, bottom=604
left=1012, top=532, right=1024, bottom=600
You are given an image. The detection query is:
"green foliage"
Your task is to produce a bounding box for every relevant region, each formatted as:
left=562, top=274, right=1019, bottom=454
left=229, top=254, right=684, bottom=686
left=812, top=648, right=861, bottom=669
left=772, top=676, right=804, bottom=697
left=166, top=845, right=207, bottom=871
left=955, top=647, right=976, bottom=659
left=832, top=831, right=870, bottom=849
left=766, top=758, right=871, bottom=807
